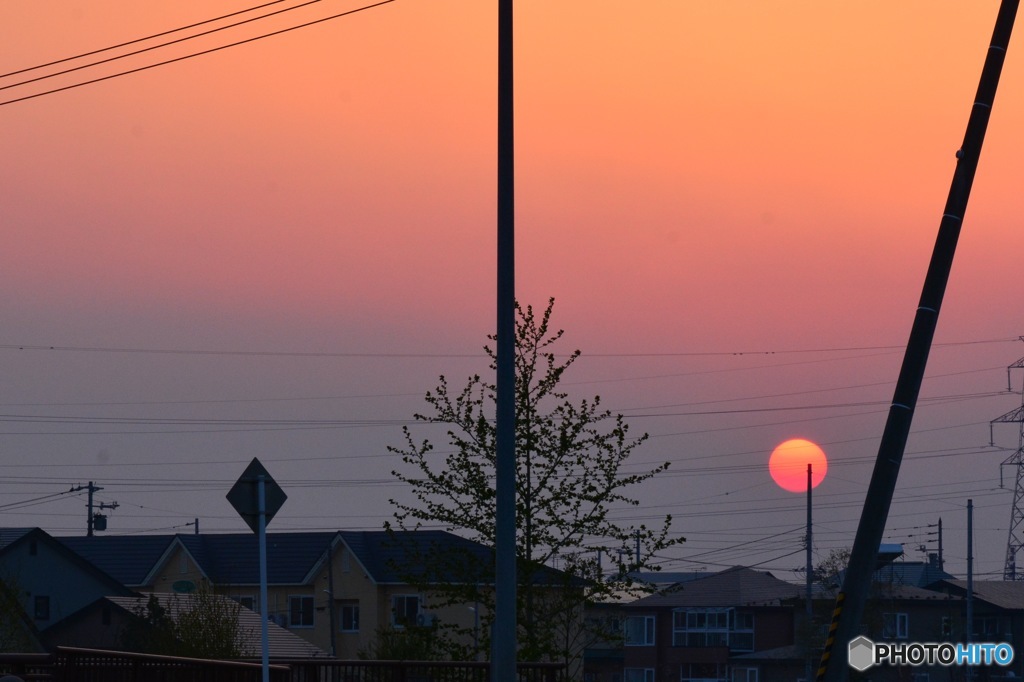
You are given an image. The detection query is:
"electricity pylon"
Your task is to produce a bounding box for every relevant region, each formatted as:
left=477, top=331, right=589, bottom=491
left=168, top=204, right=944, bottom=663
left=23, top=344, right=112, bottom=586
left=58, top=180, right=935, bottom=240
left=990, top=337, right=1024, bottom=580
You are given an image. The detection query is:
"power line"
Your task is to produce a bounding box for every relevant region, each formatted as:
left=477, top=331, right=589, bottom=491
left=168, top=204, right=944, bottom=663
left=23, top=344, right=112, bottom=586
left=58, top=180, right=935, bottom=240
left=0, top=0, right=296, bottom=80
left=0, top=336, right=1014, bottom=359
left=0, top=0, right=397, bottom=107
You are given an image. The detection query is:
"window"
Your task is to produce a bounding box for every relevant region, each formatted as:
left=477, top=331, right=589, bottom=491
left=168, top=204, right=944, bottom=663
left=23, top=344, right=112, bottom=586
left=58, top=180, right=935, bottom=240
left=882, top=612, right=908, bottom=640
left=672, top=608, right=751, bottom=651
left=973, top=616, right=999, bottom=637
left=34, top=595, right=50, bottom=621
left=681, top=663, right=728, bottom=682
left=624, top=615, right=655, bottom=646
left=340, top=601, right=360, bottom=632
left=391, top=595, right=420, bottom=628
left=732, top=668, right=758, bottom=682
left=623, top=668, right=654, bottom=682
left=341, top=550, right=351, bottom=573
left=232, top=595, right=258, bottom=613
left=289, top=595, right=315, bottom=628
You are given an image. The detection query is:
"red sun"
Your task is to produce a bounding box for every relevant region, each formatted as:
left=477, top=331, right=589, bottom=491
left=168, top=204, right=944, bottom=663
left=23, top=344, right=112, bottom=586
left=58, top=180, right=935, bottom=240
left=769, top=438, right=828, bottom=493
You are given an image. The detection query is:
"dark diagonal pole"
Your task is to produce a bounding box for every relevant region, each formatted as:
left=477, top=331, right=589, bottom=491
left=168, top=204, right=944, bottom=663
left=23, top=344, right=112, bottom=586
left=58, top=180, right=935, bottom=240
left=493, top=0, right=517, bottom=679
left=818, top=3, right=1018, bottom=680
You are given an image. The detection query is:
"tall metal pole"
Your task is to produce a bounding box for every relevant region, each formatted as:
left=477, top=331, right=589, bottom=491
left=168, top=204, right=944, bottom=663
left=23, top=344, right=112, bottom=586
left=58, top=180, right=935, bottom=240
left=492, top=0, right=517, bottom=677
left=817, top=3, right=1019, bottom=680
left=806, top=464, right=813, bottom=612
left=258, top=475, right=270, bottom=682
left=967, top=499, right=974, bottom=648
left=806, top=464, right=813, bottom=682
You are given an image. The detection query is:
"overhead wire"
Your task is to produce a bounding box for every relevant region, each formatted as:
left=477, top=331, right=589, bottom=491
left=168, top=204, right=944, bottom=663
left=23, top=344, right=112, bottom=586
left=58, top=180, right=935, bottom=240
left=0, top=0, right=397, bottom=107
left=0, top=0, right=295, bottom=80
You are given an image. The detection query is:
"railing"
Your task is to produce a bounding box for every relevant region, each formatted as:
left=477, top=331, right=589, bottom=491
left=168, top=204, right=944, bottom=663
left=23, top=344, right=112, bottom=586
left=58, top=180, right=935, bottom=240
left=37, top=647, right=289, bottom=681
left=278, top=659, right=564, bottom=682
left=0, top=652, right=54, bottom=680
left=0, top=651, right=565, bottom=682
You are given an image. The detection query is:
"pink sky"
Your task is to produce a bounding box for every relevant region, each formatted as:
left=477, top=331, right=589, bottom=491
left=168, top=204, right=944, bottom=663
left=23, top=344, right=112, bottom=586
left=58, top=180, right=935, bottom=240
left=2, top=1, right=1023, bottom=580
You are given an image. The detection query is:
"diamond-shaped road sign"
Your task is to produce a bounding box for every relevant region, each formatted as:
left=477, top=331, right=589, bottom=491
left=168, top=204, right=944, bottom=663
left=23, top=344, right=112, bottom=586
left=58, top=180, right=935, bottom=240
left=226, top=457, right=287, bottom=534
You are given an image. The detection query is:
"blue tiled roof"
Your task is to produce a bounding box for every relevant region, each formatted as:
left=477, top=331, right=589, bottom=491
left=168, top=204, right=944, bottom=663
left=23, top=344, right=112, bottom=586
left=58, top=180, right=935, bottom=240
left=0, top=528, right=135, bottom=597
left=58, top=535, right=178, bottom=585
left=340, top=530, right=495, bottom=584
left=54, top=529, right=564, bottom=589
left=180, top=531, right=338, bottom=584
left=59, top=532, right=338, bottom=586
left=0, top=528, right=36, bottom=551
left=341, top=530, right=577, bottom=587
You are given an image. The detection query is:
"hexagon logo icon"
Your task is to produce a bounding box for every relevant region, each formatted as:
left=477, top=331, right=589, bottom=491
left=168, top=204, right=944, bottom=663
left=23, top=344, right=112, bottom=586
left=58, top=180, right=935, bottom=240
left=848, top=635, right=875, bottom=672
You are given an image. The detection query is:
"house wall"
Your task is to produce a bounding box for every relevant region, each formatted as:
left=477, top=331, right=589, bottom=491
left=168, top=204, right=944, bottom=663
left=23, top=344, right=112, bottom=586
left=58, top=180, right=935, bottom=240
left=43, top=602, right=132, bottom=650
left=0, top=538, right=119, bottom=632
left=752, top=609, right=792, bottom=651
left=331, top=544, right=381, bottom=658
left=141, top=544, right=337, bottom=652
left=621, top=605, right=799, bottom=682
left=140, top=540, right=485, bottom=658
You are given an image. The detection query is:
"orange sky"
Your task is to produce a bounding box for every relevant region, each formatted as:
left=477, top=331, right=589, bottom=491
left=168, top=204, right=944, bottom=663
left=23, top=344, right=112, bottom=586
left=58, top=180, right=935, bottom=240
left=2, top=1, right=1023, bottom=578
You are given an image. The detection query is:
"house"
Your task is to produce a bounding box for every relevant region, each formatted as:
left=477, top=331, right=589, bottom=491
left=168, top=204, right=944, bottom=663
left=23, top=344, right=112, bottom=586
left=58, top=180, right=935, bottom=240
left=872, top=553, right=956, bottom=590
left=0, top=527, right=134, bottom=651
left=620, top=566, right=804, bottom=682
left=57, top=528, right=518, bottom=659
left=614, top=563, right=974, bottom=682
left=929, top=579, right=1024, bottom=679
left=42, top=592, right=328, bottom=658
left=788, top=583, right=961, bottom=682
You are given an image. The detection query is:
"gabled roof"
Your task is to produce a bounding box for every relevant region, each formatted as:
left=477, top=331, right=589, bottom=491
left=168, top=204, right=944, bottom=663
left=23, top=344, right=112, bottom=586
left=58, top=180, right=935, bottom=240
left=0, top=528, right=36, bottom=550
left=627, top=566, right=803, bottom=609
left=873, top=560, right=957, bottom=589
left=58, top=535, right=177, bottom=585
left=628, top=571, right=716, bottom=588
left=0, top=528, right=135, bottom=598
left=59, top=532, right=338, bottom=586
left=175, top=532, right=338, bottom=585
left=940, top=580, right=1024, bottom=610
left=339, top=530, right=494, bottom=584
left=341, top=529, right=576, bottom=587
left=56, top=529, right=545, bottom=589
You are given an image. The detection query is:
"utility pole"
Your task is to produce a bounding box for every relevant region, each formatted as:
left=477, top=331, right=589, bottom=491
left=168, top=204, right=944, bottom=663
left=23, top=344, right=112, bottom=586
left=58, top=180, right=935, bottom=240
left=492, top=0, right=517, bottom=677
left=69, top=482, right=119, bottom=536
left=815, top=4, right=1018, bottom=680
left=806, top=463, right=814, bottom=682
left=967, top=500, right=974, bottom=646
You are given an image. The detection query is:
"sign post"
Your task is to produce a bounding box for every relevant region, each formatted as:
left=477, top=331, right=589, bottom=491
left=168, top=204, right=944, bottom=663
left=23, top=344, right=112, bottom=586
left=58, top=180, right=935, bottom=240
left=227, top=458, right=286, bottom=682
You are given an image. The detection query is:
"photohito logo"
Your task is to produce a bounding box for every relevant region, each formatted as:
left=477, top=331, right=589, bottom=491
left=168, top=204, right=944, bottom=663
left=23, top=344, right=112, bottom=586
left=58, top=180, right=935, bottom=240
left=848, top=635, right=1014, bottom=671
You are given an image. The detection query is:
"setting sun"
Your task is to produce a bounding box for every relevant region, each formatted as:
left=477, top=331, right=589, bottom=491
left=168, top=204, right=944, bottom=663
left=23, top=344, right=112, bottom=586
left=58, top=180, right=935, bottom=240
left=769, top=438, right=828, bottom=493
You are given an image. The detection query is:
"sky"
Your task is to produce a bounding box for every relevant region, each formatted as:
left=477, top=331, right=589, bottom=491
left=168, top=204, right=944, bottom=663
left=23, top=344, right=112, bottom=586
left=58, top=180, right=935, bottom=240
left=2, top=1, right=1024, bottom=584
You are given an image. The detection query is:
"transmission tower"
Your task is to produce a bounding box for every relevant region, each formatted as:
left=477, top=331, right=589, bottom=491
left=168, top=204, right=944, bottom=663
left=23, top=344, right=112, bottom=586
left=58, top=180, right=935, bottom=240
left=990, top=337, right=1024, bottom=580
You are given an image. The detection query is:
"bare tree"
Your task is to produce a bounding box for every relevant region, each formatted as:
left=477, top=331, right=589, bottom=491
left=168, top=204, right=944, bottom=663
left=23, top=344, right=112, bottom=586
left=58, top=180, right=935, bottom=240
left=388, top=298, right=684, bottom=669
